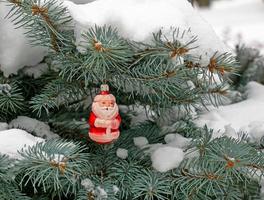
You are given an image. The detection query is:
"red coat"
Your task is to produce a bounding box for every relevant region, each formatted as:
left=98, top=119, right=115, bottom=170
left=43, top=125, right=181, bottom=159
left=88, top=112, right=121, bottom=144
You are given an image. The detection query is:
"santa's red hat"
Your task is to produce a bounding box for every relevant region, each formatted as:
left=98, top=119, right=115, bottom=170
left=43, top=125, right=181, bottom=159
left=94, top=84, right=116, bottom=102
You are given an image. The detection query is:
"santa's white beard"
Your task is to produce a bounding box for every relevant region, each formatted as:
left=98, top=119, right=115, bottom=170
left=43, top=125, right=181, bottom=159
left=92, top=102, right=119, bottom=120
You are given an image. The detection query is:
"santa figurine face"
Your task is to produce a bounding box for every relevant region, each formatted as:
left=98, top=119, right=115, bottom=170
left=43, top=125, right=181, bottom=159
left=93, top=98, right=118, bottom=120
left=99, top=99, right=115, bottom=108
left=88, top=84, right=121, bottom=144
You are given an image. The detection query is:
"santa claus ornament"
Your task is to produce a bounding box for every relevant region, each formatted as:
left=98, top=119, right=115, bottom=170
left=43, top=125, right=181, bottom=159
left=88, top=84, right=121, bottom=144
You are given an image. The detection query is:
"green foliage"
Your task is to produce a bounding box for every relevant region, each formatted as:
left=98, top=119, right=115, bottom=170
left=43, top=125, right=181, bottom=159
left=2, top=0, right=263, bottom=199
left=0, top=82, right=25, bottom=121
left=109, top=160, right=142, bottom=199
left=0, top=184, right=32, bottom=200
left=75, top=25, right=133, bottom=82
left=0, top=119, right=263, bottom=199
left=0, top=155, right=30, bottom=200
left=131, top=170, right=171, bottom=200
left=171, top=130, right=264, bottom=199
left=5, top=0, right=73, bottom=50
left=232, top=45, right=264, bottom=87
left=0, top=154, right=12, bottom=184
left=30, top=78, right=87, bottom=117
left=3, top=0, right=239, bottom=117
left=16, top=139, right=91, bottom=198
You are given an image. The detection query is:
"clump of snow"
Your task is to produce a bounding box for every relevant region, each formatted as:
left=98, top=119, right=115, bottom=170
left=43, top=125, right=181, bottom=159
left=42, top=152, right=66, bottom=162
left=112, top=185, right=119, bottom=195
left=81, top=178, right=94, bottom=191
left=9, top=116, right=59, bottom=139
left=195, top=82, right=264, bottom=140
left=22, top=63, right=49, bottom=78
left=145, top=134, right=190, bottom=172
left=0, top=122, right=8, bottom=131
left=0, top=4, right=46, bottom=77
left=0, top=84, right=11, bottom=95
left=95, top=186, right=108, bottom=199
left=116, top=148, right=128, bottom=159
left=164, top=133, right=191, bottom=149
left=222, top=124, right=238, bottom=138
left=199, top=0, right=264, bottom=54
left=0, top=129, right=44, bottom=159
left=133, top=137, right=149, bottom=148
left=151, top=146, right=184, bottom=172
left=164, top=134, right=176, bottom=144
left=64, top=0, right=229, bottom=65
left=240, top=121, right=264, bottom=142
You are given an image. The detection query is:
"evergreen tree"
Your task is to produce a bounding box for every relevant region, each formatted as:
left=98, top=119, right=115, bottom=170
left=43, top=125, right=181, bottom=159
left=0, top=0, right=264, bottom=199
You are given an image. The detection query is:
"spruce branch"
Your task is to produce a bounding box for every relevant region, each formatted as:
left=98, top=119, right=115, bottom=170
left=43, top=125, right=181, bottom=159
left=206, top=52, right=239, bottom=83
left=4, top=0, right=239, bottom=111
left=77, top=177, right=119, bottom=200
left=131, top=169, right=171, bottom=200
left=60, top=25, right=133, bottom=84
left=5, top=0, right=73, bottom=50
left=108, top=160, right=142, bottom=199
left=174, top=128, right=264, bottom=199
left=0, top=183, right=31, bottom=200
left=30, top=78, right=88, bottom=116
left=0, top=154, right=11, bottom=184
left=131, top=28, right=198, bottom=67
left=16, top=139, right=91, bottom=197
left=0, top=82, right=25, bottom=120
left=0, top=155, right=30, bottom=200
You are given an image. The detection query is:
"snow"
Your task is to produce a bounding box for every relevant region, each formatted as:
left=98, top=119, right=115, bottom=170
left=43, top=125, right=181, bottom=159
left=0, top=84, right=11, bottom=95
left=133, top=137, right=149, bottom=148
left=195, top=82, right=264, bottom=140
left=241, top=121, right=264, bottom=142
left=0, top=122, right=8, bottom=131
left=198, top=0, right=264, bottom=54
left=95, top=186, right=107, bottom=199
left=63, top=0, right=229, bottom=65
left=9, top=116, right=59, bottom=140
left=112, top=185, right=119, bottom=195
left=164, top=133, right=191, bottom=149
left=151, top=146, right=184, bottom=172
left=22, top=63, right=49, bottom=78
left=81, top=178, right=94, bottom=191
left=0, top=4, right=47, bottom=77
left=0, top=129, right=44, bottom=159
left=116, top=148, right=128, bottom=159
left=149, top=133, right=190, bottom=172
left=222, top=124, right=238, bottom=139
left=43, top=152, right=66, bottom=163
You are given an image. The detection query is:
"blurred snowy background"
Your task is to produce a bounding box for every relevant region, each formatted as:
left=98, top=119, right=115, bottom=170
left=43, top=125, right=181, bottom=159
left=197, top=0, right=264, bottom=54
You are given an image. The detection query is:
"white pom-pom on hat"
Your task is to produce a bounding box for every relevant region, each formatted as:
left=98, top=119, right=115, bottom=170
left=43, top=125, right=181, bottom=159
left=94, top=84, right=116, bottom=102
left=100, top=84, right=109, bottom=92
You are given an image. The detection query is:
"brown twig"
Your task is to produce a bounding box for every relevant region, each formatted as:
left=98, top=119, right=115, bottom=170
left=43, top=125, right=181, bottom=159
left=31, top=4, right=59, bottom=51
left=49, top=157, right=68, bottom=175
left=181, top=168, right=222, bottom=180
